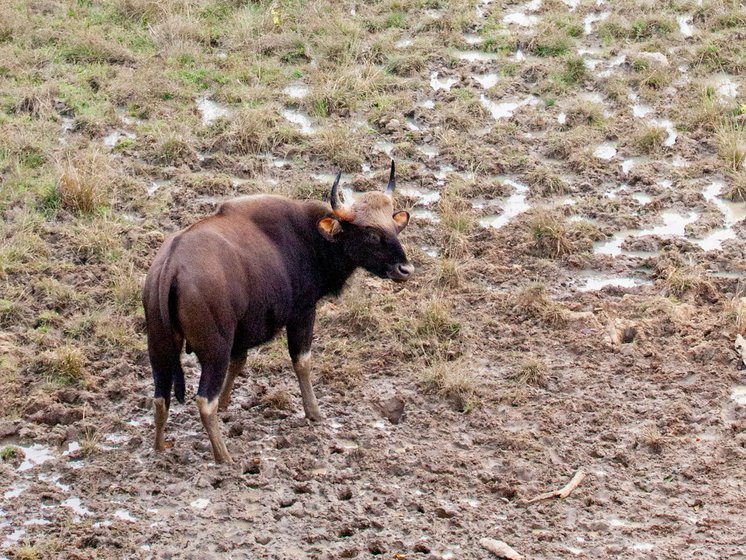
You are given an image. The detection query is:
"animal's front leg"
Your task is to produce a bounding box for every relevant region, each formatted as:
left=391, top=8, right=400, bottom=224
left=287, top=310, right=322, bottom=422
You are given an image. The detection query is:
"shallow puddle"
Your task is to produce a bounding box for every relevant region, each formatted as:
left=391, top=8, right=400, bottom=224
left=463, top=33, right=483, bottom=46
left=621, top=156, right=648, bottom=175
left=695, top=180, right=746, bottom=251
left=579, top=274, right=651, bottom=292
left=478, top=178, right=529, bottom=229
left=281, top=108, right=315, bottom=134
left=474, top=73, right=498, bottom=89
left=454, top=50, right=498, bottom=62
left=712, top=73, right=738, bottom=98
left=430, top=72, right=458, bottom=92
left=197, top=97, right=230, bottom=125
left=595, top=211, right=699, bottom=256
left=502, top=12, right=539, bottom=26
left=374, top=140, right=395, bottom=157
left=400, top=187, right=441, bottom=205
left=732, top=385, right=746, bottom=405
left=282, top=83, right=309, bottom=99
left=417, top=145, right=439, bottom=159
left=16, top=443, right=55, bottom=472
left=190, top=498, right=210, bottom=509
left=103, top=130, right=136, bottom=148
left=148, top=178, right=172, bottom=195
left=584, top=12, right=609, bottom=35
left=593, top=142, right=617, bottom=160
left=395, top=38, right=413, bottom=49
left=678, top=15, right=694, bottom=37
left=62, top=496, right=93, bottom=516
left=480, top=94, right=538, bottom=120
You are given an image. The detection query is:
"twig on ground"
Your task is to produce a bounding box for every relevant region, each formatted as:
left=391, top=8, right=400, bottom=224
left=524, top=469, right=586, bottom=504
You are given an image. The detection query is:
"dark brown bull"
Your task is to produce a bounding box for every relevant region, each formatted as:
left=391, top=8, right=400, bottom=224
left=143, top=162, right=413, bottom=463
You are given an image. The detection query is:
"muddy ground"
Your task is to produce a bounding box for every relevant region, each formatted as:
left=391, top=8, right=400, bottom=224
left=1, top=0, right=746, bottom=558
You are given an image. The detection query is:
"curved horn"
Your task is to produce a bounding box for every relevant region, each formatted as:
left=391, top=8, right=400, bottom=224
left=384, top=160, right=396, bottom=197
left=329, top=172, right=343, bottom=211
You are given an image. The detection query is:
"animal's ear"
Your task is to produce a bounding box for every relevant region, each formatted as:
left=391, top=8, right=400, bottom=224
left=392, top=211, right=410, bottom=233
left=318, top=217, right=343, bottom=240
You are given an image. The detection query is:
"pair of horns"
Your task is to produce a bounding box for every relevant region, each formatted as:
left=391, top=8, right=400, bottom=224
left=330, top=160, right=396, bottom=218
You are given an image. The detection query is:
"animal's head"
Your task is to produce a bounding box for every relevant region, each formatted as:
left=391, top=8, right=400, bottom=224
left=318, top=161, right=414, bottom=282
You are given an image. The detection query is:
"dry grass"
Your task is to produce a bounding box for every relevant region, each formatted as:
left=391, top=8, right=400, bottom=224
left=214, top=106, right=296, bottom=155
left=634, top=124, right=667, bottom=155
left=311, top=125, right=366, bottom=171
left=639, top=425, right=664, bottom=454
left=510, top=359, right=549, bottom=388
left=32, top=346, right=88, bottom=386
left=261, top=388, right=293, bottom=411
left=724, top=172, right=746, bottom=201
left=433, top=259, right=462, bottom=289
left=659, top=262, right=717, bottom=301
left=438, top=193, right=475, bottom=259
left=419, top=359, right=481, bottom=412
left=56, top=150, right=114, bottom=215
left=513, top=283, right=567, bottom=326
left=716, top=120, right=746, bottom=172
left=525, top=167, right=568, bottom=197
left=530, top=213, right=575, bottom=258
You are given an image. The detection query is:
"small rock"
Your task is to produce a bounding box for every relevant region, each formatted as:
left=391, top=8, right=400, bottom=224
left=377, top=395, right=406, bottom=424
left=228, top=422, right=244, bottom=437
left=386, top=119, right=401, bottom=132
left=434, top=506, right=457, bottom=519
left=480, top=538, right=522, bottom=559
left=255, top=534, right=271, bottom=545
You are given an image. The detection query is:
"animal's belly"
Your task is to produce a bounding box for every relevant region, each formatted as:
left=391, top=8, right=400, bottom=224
left=231, top=306, right=287, bottom=355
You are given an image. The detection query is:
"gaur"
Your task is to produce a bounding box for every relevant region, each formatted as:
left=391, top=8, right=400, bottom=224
left=143, top=162, right=413, bottom=463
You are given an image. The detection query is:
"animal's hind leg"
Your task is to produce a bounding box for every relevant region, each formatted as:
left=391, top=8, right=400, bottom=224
left=196, top=352, right=233, bottom=464
left=287, top=310, right=322, bottom=422
left=218, top=355, right=246, bottom=411
left=154, top=397, right=168, bottom=452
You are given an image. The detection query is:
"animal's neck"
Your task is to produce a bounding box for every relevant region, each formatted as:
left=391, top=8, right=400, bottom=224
left=316, top=235, right=357, bottom=297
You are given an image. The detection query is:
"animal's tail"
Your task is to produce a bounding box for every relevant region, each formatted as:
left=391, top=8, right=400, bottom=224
left=145, top=262, right=185, bottom=406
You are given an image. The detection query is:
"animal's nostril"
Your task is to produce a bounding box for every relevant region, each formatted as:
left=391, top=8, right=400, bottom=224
left=397, top=263, right=414, bottom=277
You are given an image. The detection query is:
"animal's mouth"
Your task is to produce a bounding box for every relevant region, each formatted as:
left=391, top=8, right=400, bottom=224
left=387, top=262, right=414, bottom=282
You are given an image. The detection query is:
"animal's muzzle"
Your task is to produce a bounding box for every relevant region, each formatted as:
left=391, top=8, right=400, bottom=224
left=388, top=262, right=414, bottom=282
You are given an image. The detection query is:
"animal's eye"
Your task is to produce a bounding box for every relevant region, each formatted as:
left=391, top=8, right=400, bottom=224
left=365, top=229, right=381, bottom=243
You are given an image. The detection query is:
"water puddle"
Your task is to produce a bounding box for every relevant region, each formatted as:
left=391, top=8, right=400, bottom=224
left=16, top=444, right=55, bottom=472
left=395, top=38, right=413, bottom=49
left=503, top=12, right=539, bottom=26
left=621, top=156, right=648, bottom=175
left=191, top=498, right=210, bottom=509
left=593, top=142, right=617, bottom=160
left=632, top=192, right=653, bottom=205
left=417, top=145, right=439, bottom=159
left=405, top=117, right=422, bottom=131
left=374, top=140, right=395, bottom=157
left=148, top=178, right=172, bottom=195
left=695, top=179, right=746, bottom=251
left=557, top=112, right=567, bottom=124
left=475, top=73, right=498, bottom=89
left=480, top=94, right=538, bottom=120
left=678, top=15, right=694, bottom=37
left=732, top=385, right=746, bottom=405
left=478, top=178, right=529, bottom=229
left=475, top=0, right=492, bottom=18
left=2, top=528, right=25, bottom=548
left=463, top=33, right=484, bottom=46
left=430, top=72, right=458, bottom=92
left=4, top=484, right=28, bottom=499
left=412, top=209, right=440, bottom=223
left=62, top=496, right=93, bottom=516
left=38, top=473, right=70, bottom=492
left=103, top=130, right=136, bottom=148
left=712, top=73, right=738, bottom=98
left=400, top=187, right=441, bottom=205
left=454, top=50, right=498, bottom=62
left=197, top=97, right=230, bottom=125
left=281, top=108, right=315, bottom=134
left=595, top=211, right=699, bottom=256
left=579, top=274, right=651, bottom=292
left=283, top=83, right=309, bottom=99
left=584, top=12, right=609, bottom=35
left=114, top=509, right=137, bottom=522
left=650, top=118, right=677, bottom=146
left=562, top=0, right=580, bottom=9
left=417, top=99, right=435, bottom=109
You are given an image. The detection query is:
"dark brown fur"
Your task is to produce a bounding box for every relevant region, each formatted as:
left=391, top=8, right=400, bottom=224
left=143, top=173, right=412, bottom=462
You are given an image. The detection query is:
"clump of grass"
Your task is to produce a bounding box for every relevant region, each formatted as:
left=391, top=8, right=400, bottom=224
left=438, top=193, right=474, bottom=258
left=525, top=167, right=568, bottom=197
left=261, top=388, right=293, bottom=411
left=528, top=28, right=571, bottom=57
left=560, top=56, right=587, bottom=85
left=111, top=263, right=142, bottom=312
left=724, top=172, right=746, bottom=201
left=149, top=130, right=198, bottom=167
left=214, top=106, right=294, bottom=155
left=33, top=346, right=88, bottom=386
left=563, top=100, right=605, bottom=127
left=434, top=259, right=461, bottom=289
left=80, top=425, right=100, bottom=457
left=510, top=359, right=548, bottom=388
left=56, top=149, right=113, bottom=215
left=634, top=124, right=667, bottom=154
left=724, top=294, right=746, bottom=335
left=419, top=360, right=480, bottom=412
left=659, top=262, right=717, bottom=301
left=311, top=125, right=365, bottom=171
left=513, top=283, right=567, bottom=326
left=8, top=542, right=43, bottom=560
left=716, top=120, right=746, bottom=172
left=414, top=300, right=462, bottom=340
left=1, top=446, right=20, bottom=461
left=639, top=425, right=663, bottom=454
left=528, top=211, right=603, bottom=258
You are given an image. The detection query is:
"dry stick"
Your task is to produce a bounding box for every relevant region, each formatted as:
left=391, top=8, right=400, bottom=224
left=524, top=469, right=587, bottom=504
